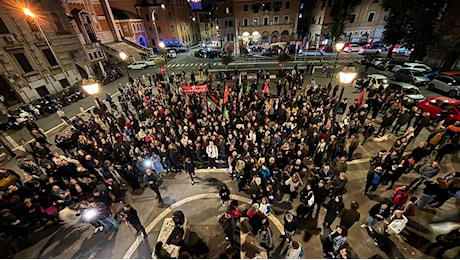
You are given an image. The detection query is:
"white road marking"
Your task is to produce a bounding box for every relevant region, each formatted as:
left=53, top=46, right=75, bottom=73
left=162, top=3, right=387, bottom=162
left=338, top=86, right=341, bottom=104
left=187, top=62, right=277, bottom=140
left=122, top=193, right=283, bottom=259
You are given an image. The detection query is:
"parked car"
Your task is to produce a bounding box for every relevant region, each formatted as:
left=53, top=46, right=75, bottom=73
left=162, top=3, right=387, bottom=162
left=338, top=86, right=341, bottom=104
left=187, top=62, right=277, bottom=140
left=127, top=61, right=147, bottom=70
left=166, top=49, right=177, bottom=58
left=358, top=43, right=386, bottom=55
left=418, top=96, right=460, bottom=123
left=427, top=75, right=460, bottom=97
left=393, top=69, right=430, bottom=86
left=343, top=43, right=360, bottom=53
left=385, top=81, right=425, bottom=103
left=145, top=56, right=159, bottom=66
left=392, top=44, right=412, bottom=56
left=392, top=62, right=432, bottom=73
left=354, top=74, right=390, bottom=90
left=375, top=59, right=399, bottom=71
left=194, top=49, right=224, bottom=58
left=424, top=69, right=455, bottom=80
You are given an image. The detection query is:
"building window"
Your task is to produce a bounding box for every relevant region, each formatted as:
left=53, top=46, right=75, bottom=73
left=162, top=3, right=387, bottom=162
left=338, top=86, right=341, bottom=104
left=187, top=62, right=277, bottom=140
left=225, top=7, right=232, bottom=14
left=318, top=16, right=322, bottom=24
left=381, top=15, right=387, bottom=22
left=228, top=20, right=233, bottom=27
left=285, top=1, right=290, bottom=9
left=98, top=51, right=102, bottom=58
left=367, top=12, right=375, bottom=22
left=349, top=14, right=356, bottom=23
left=145, top=14, right=150, bottom=21
left=51, top=13, right=65, bottom=31
left=0, top=17, right=9, bottom=34
left=300, top=3, right=304, bottom=9
left=158, top=26, right=161, bottom=33
left=42, top=49, right=58, bottom=66
left=283, top=15, right=289, bottom=24
left=168, top=13, right=173, bottom=20
left=13, top=52, right=34, bottom=73
left=253, top=17, right=258, bottom=26
left=171, top=26, right=174, bottom=32
left=244, top=5, right=248, bottom=12
left=273, top=1, right=281, bottom=11
left=132, top=24, right=136, bottom=31
left=89, top=53, right=93, bottom=59
left=252, top=4, right=259, bottom=13
left=273, top=16, right=279, bottom=25
left=243, top=18, right=249, bottom=26
left=225, top=21, right=228, bottom=26
left=263, top=17, right=269, bottom=25
left=149, top=27, right=153, bottom=33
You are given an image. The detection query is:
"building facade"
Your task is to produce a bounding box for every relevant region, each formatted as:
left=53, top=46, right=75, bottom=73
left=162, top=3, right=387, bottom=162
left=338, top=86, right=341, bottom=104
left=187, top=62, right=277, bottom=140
left=0, top=0, right=90, bottom=105
left=303, top=0, right=388, bottom=46
left=216, top=0, right=235, bottom=46
left=195, top=10, right=218, bottom=43
left=217, top=0, right=302, bottom=48
left=423, top=0, right=460, bottom=70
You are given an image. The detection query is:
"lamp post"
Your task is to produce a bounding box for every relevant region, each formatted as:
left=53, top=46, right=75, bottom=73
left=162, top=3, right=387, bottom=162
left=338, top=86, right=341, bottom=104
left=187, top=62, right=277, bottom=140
left=330, top=64, right=357, bottom=130
left=23, top=9, right=65, bottom=75
left=151, top=10, right=162, bottom=52
left=81, top=78, right=101, bottom=107
left=119, top=52, right=131, bottom=79
left=329, top=41, right=345, bottom=85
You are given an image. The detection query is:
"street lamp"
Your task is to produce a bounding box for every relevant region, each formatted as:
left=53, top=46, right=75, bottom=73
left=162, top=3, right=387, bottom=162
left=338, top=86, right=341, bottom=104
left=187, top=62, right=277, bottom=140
left=329, top=41, right=346, bottom=85
left=119, top=51, right=131, bottom=79
left=332, top=64, right=357, bottom=124
left=81, top=78, right=101, bottom=106
left=23, top=8, right=67, bottom=80
left=158, top=41, right=165, bottom=49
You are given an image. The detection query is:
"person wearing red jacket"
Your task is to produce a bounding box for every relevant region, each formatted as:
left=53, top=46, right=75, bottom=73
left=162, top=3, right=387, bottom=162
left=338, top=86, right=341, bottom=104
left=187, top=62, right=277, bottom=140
left=391, top=185, right=409, bottom=210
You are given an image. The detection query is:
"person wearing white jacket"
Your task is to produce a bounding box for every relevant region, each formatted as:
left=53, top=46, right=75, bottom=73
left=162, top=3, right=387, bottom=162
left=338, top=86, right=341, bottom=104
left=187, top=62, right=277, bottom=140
left=385, top=210, right=408, bottom=236
left=285, top=240, right=303, bottom=259
left=206, top=141, right=219, bottom=169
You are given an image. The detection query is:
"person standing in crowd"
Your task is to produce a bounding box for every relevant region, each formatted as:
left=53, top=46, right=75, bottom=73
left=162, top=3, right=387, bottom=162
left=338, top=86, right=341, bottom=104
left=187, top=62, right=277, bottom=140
left=219, top=211, right=236, bottom=246
left=219, top=183, right=231, bottom=207
left=339, top=201, right=360, bottom=230
left=122, top=204, right=147, bottom=237
left=424, top=228, right=460, bottom=258
left=409, top=161, right=440, bottom=191
left=144, top=169, right=163, bottom=204
left=323, top=195, right=344, bottom=228
left=184, top=157, right=196, bottom=185
left=361, top=202, right=391, bottom=229
left=206, top=141, right=218, bottom=169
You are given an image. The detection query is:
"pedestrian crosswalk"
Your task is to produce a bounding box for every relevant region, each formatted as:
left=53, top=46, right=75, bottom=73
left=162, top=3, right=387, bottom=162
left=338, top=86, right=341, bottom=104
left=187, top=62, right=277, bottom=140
left=165, top=58, right=360, bottom=68
left=167, top=62, right=219, bottom=68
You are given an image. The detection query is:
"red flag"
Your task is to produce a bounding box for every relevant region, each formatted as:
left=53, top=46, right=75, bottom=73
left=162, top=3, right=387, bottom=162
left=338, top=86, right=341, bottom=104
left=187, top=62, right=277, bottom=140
left=223, top=84, right=230, bottom=104
left=263, top=81, right=269, bottom=94
left=357, top=89, right=365, bottom=108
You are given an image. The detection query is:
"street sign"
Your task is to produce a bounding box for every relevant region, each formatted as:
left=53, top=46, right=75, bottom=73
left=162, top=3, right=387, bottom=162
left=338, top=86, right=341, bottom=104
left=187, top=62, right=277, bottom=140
left=161, top=66, right=166, bottom=73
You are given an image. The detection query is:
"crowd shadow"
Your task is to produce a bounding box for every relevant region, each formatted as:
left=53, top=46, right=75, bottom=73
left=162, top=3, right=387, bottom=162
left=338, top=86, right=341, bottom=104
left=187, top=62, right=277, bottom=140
left=70, top=231, right=117, bottom=259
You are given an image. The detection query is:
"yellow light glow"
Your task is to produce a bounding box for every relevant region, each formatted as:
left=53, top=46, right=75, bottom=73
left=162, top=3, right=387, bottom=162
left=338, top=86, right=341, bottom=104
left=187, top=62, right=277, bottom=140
left=159, top=42, right=165, bottom=48
left=23, top=8, right=35, bottom=18
left=81, top=82, right=100, bottom=95
left=119, top=52, right=127, bottom=60
left=335, top=42, right=345, bottom=51
left=339, top=66, right=357, bottom=84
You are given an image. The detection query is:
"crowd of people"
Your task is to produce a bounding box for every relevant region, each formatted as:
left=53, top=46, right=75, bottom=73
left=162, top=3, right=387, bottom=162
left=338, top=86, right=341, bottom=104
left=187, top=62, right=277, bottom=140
left=0, top=64, right=459, bottom=258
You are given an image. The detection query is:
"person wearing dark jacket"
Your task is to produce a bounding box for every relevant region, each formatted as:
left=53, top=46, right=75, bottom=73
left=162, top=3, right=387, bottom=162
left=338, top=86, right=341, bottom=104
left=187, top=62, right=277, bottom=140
left=323, top=195, right=344, bottom=228
left=313, top=180, right=328, bottom=218
left=416, top=178, right=442, bottom=208
left=144, top=169, right=163, bottom=203
left=219, top=211, right=236, bottom=245
left=154, top=241, right=171, bottom=259
left=219, top=183, right=231, bottom=207
left=361, top=202, right=391, bottom=228
left=184, top=157, right=195, bottom=185
left=409, top=161, right=440, bottom=191
left=281, top=212, right=298, bottom=241
left=376, top=112, right=394, bottom=136
left=425, top=228, right=460, bottom=258
left=409, top=142, right=429, bottom=163
left=362, top=122, right=375, bottom=145
left=339, top=201, right=360, bottom=229
left=123, top=204, right=147, bottom=237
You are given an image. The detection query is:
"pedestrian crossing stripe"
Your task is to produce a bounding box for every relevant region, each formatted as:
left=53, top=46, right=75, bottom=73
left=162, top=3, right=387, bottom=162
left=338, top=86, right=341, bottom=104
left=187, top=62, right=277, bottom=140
left=166, top=59, right=359, bottom=68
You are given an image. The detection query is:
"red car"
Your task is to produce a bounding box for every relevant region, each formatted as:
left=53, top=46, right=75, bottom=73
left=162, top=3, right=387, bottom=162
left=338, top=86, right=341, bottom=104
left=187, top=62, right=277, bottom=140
left=418, top=96, right=460, bottom=123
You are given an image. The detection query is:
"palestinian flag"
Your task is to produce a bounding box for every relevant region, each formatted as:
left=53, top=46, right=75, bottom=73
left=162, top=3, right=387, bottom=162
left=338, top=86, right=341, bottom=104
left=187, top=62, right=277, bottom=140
left=246, top=81, right=251, bottom=94
left=208, top=93, right=218, bottom=105
left=238, top=84, right=243, bottom=102
left=207, top=96, right=217, bottom=110
left=223, top=107, right=229, bottom=120
left=223, top=84, right=230, bottom=104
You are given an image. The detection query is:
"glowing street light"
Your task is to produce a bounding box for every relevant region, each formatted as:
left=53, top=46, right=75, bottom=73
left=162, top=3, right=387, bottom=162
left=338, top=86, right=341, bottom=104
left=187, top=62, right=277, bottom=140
left=338, top=65, right=358, bottom=84
left=158, top=41, right=165, bottom=49
left=329, top=41, right=346, bottom=85
left=81, top=79, right=100, bottom=96
left=119, top=52, right=127, bottom=61
left=23, top=8, right=35, bottom=18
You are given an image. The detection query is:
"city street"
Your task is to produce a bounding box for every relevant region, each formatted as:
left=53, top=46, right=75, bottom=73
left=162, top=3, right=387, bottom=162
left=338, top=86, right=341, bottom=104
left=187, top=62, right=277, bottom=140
left=6, top=58, right=460, bottom=259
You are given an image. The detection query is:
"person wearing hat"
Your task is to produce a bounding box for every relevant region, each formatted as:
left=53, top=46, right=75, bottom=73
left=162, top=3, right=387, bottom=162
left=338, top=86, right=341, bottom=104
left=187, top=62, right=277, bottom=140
left=364, top=166, right=383, bottom=196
